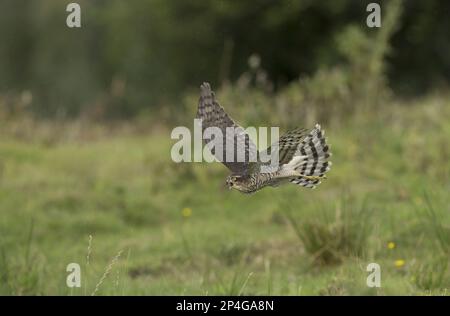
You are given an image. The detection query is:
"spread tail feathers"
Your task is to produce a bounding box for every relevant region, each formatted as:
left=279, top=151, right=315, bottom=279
left=289, top=124, right=332, bottom=189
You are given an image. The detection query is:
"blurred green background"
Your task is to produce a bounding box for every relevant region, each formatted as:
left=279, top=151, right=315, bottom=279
left=1, top=0, right=450, bottom=295
left=1, top=0, right=449, bottom=118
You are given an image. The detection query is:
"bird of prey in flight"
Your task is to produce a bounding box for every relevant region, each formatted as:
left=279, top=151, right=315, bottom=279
left=196, top=82, right=331, bottom=194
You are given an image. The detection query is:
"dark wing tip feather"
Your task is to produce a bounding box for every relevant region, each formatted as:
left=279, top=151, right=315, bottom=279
left=197, top=82, right=214, bottom=119
left=200, top=82, right=212, bottom=96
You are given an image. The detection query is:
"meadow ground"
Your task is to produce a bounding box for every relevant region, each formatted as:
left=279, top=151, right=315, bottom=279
left=0, top=94, right=449, bottom=295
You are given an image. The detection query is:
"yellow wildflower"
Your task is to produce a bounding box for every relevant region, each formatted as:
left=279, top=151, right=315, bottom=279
left=387, top=242, right=396, bottom=249
left=182, top=207, right=192, bottom=218
left=394, top=259, right=405, bottom=268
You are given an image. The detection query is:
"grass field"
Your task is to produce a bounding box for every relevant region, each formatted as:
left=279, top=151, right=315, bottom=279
left=0, top=94, right=449, bottom=295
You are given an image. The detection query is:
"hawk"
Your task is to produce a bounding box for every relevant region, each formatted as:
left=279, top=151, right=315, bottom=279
left=196, top=82, right=331, bottom=194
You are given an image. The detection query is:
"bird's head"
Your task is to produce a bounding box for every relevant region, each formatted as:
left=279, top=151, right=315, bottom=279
left=226, top=174, right=251, bottom=193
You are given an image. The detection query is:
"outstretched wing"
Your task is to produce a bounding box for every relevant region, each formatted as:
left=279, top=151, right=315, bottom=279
left=260, top=125, right=332, bottom=188
left=258, top=127, right=310, bottom=172
left=196, top=82, right=257, bottom=175
left=264, top=127, right=310, bottom=164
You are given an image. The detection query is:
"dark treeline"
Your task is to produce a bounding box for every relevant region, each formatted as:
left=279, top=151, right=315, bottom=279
left=0, top=0, right=449, bottom=118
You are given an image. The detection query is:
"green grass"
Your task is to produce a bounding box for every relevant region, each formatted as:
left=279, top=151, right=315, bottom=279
left=0, top=95, right=450, bottom=295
